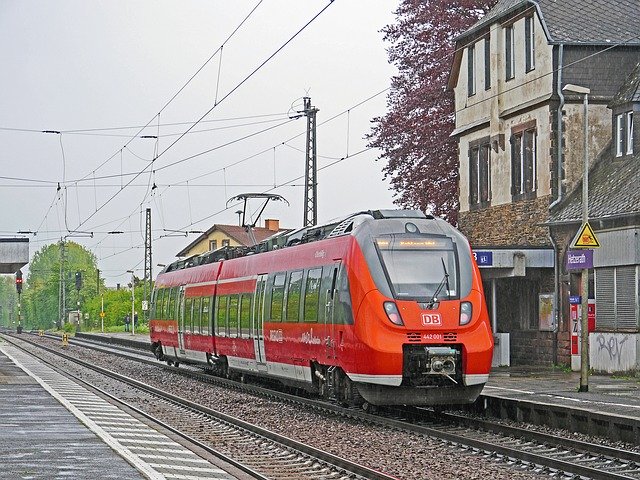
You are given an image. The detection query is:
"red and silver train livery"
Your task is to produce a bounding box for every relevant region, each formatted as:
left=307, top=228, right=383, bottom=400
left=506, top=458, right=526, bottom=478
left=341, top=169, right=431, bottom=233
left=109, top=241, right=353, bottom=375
left=149, top=209, right=493, bottom=406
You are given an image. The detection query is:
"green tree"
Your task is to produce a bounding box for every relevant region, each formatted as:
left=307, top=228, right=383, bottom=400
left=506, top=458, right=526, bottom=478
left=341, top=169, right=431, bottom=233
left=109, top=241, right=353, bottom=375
left=0, top=276, right=19, bottom=329
left=83, top=281, right=147, bottom=332
left=24, top=241, right=104, bottom=329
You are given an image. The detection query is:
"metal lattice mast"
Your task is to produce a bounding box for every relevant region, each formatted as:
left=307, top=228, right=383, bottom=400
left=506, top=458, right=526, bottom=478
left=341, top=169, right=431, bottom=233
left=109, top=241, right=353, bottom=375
left=303, top=97, right=318, bottom=227
left=58, top=239, right=66, bottom=327
left=143, top=208, right=152, bottom=320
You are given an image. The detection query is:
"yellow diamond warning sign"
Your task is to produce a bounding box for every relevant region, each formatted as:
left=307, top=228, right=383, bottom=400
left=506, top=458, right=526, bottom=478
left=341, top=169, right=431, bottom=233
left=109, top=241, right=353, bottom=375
left=572, top=222, right=600, bottom=248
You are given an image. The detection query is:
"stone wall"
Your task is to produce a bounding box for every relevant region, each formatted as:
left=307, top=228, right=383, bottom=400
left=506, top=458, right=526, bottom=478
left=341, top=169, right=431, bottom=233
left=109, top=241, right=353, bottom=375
left=510, top=330, right=557, bottom=366
left=459, top=195, right=552, bottom=247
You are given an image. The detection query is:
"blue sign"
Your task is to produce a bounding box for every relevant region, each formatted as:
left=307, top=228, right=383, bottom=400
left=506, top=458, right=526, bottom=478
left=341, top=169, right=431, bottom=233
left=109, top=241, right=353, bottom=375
left=566, top=249, right=593, bottom=270
left=569, top=295, right=581, bottom=305
left=473, top=251, right=493, bottom=266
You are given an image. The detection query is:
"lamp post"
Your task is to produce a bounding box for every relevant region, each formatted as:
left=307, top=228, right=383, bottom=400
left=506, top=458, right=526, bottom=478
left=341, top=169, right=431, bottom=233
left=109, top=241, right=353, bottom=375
left=563, top=83, right=591, bottom=392
left=127, top=270, right=135, bottom=335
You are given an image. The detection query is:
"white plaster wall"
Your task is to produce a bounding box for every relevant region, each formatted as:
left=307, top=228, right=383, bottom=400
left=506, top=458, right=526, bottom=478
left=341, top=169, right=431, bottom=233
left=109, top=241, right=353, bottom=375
left=455, top=13, right=555, bottom=212
left=589, top=332, right=639, bottom=373
left=562, top=102, right=612, bottom=194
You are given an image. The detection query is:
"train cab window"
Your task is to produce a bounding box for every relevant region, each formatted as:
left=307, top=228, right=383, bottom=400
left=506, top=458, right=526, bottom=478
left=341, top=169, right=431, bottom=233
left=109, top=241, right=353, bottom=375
left=286, top=270, right=303, bottom=322
left=270, top=273, right=286, bottom=322
left=216, top=296, right=228, bottom=336
left=375, top=235, right=458, bottom=301
left=304, top=268, right=322, bottom=322
left=228, top=295, right=239, bottom=338
left=239, top=294, right=251, bottom=338
left=201, top=297, right=211, bottom=335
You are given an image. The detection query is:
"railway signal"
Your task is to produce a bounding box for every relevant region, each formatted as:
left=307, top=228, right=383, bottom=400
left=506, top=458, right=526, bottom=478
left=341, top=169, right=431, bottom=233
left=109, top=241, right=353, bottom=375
left=75, top=271, right=82, bottom=291
left=15, top=270, right=23, bottom=294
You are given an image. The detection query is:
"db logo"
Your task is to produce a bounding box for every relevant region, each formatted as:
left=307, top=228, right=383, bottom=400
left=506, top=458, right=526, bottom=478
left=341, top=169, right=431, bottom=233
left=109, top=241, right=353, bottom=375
left=421, top=313, right=442, bottom=326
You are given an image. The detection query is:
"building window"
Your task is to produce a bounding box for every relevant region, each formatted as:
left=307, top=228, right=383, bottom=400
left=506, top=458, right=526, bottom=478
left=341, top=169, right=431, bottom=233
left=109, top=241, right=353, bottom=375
left=484, top=37, right=491, bottom=90
left=626, top=111, right=634, bottom=155
left=616, top=114, right=624, bottom=156
left=505, top=24, right=515, bottom=80
left=469, top=140, right=491, bottom=207
left=511, top=123, right=537, bottom=198
left=467, top=44, right=476, bottom=97
left=209, top=239, right=217, bottom=251
left=525, top=16, right=535, bottom=72
left=222, top=239, right=230, bottom=247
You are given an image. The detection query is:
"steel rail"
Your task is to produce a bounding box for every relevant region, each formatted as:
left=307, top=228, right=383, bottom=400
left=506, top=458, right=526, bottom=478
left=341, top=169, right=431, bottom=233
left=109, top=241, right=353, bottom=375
left=21, top=332, right=640, bottom=480
left=3, top=334, right=397, bottom=480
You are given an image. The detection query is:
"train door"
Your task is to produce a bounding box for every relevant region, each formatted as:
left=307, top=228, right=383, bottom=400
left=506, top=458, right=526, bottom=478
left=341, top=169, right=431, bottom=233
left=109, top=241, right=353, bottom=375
left=252, top=274, right=268, bottom=370
left=177, top=286, right=186, bottom=353
left=323, top=262, right=340, bottom=360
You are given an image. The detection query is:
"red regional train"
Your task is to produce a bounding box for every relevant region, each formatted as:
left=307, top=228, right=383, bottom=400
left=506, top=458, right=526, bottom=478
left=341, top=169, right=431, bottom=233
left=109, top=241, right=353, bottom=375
left=149, top=209, right=493, bottom=407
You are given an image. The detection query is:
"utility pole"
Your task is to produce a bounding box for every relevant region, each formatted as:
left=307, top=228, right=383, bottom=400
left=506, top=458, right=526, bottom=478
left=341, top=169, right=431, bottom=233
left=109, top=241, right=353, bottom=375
left=303, top=97, right=318, bottom=227
left=143, top=208, right=152, bottom=322
left=58, top=239, right=66, bottom=329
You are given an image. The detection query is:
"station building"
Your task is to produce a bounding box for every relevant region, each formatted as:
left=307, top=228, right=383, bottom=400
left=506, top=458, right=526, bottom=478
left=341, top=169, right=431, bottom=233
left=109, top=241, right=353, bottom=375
left=448, top=0, right=640, bottom=370
left=176, top=219, right=284, bottom=258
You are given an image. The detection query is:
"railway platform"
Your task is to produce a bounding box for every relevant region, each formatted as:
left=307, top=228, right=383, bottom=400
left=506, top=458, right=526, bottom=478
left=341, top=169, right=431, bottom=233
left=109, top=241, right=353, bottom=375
left=0, top=339, right=246, bottom=480
left=73, top=331, right=640, bottom=443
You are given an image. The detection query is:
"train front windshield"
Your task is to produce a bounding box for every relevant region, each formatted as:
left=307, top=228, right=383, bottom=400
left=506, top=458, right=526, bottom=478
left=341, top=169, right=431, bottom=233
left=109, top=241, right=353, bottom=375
left=375, top=235, right=458, bottom=301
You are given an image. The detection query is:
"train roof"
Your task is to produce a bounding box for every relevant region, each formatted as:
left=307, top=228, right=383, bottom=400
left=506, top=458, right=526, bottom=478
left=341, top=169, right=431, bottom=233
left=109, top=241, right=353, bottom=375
left=161, top=209, right=442, bottom=275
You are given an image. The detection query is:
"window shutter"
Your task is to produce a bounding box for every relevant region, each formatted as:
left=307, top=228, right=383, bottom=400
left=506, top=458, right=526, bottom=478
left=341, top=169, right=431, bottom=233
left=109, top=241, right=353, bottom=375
left=616, top=266, right=638, bottom=330
left=595, top=268, right=616, bottom=330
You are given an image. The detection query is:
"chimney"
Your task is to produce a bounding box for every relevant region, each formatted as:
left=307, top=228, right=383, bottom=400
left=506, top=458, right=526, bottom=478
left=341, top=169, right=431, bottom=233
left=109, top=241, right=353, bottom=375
left=264, top=219, right=280, bottom=231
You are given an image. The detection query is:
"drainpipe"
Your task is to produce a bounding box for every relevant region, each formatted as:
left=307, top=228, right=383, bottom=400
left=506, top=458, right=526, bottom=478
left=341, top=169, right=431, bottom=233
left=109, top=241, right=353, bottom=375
left=549, top=233, right=559, bottom=365
left=548, top=44, right=564, bottom=367
left=549, top=43, right=565, bottom=210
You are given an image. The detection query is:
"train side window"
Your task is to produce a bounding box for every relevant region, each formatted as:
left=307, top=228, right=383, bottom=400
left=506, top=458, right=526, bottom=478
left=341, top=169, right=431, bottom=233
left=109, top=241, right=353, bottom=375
left=154, top=289, right=162, bottom=319
left=286, top=270, right=303, bottom=322
left=201, top=297, right=211, bottom=335
left=193, top=297, right=202, bottom=333
left=150, top=289, right=156, bottom=318
left=319, top=266, right=336, bottom=324
left=270, top=273, right=286, bottom=322
left=216, top=296, right=228, bottom=336
left=239, top=294, right=251, bottom=338
left=304, top=268, right=322, bottom=322
left=228, top=295, right=239, bottom=337
left=184, top=297, right=193, bottom=332
left=167, top=288, right=176, bottom=320
left=334, top=265, right=354, bottom=325
left=161, top=288, right=168, bottom=319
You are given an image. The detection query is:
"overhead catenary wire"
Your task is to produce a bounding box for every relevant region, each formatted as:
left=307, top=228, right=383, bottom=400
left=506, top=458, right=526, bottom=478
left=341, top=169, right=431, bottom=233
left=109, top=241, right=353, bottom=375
left=10, top=3, right=640, bottom=268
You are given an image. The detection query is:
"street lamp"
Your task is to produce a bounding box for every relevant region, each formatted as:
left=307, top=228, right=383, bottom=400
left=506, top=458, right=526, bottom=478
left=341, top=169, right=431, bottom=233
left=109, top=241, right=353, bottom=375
left=562, top=83, right=591, bottom=392
left=127, top=270, right=135, bottom=335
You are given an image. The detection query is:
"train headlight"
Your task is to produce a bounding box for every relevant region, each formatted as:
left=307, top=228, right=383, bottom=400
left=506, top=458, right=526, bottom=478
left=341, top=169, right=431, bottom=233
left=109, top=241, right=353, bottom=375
left=459, top=301, right=473, bottom=325
left=383, top=301, right=404, bottom=326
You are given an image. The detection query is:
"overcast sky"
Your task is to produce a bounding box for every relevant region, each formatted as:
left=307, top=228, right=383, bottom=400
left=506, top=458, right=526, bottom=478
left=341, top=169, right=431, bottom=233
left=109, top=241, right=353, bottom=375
left=0, top=1, right=398, bottom=285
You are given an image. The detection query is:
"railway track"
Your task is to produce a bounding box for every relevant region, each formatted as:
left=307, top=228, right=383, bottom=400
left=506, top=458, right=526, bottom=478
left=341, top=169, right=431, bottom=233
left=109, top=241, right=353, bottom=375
left=2, top=334, right=394, bottom=480
left=14, top=332, right=640, bottom=480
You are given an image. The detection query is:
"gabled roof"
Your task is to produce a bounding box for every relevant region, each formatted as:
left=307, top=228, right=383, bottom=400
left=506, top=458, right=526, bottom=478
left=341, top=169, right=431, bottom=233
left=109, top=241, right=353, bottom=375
left=610, top=62, right=640, bottom=107
left=458, top=0, right=640, bottom=45
left=549, top=150, right=640, bottom=224
left=176, top=224, right=284, bottom=257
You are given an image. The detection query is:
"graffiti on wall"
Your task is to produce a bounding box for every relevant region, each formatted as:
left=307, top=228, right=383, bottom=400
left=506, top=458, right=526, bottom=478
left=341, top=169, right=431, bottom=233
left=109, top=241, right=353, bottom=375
left=590, top=333, right=636, bottom=373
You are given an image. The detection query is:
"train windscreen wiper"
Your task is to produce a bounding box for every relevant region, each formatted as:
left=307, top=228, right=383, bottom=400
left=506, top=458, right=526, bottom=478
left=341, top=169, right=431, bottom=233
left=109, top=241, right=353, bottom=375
left=426, top=258, right=450, bottom=309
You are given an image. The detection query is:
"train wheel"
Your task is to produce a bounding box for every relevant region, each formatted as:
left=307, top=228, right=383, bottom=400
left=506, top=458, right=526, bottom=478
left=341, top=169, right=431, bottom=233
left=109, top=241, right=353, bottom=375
left=333, top=368, right=364, bottom=407
left=362, top=402, right=379, bottom=414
